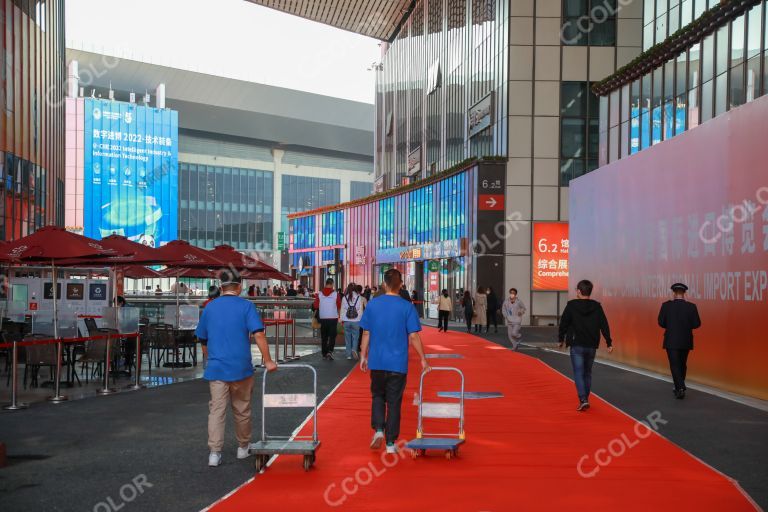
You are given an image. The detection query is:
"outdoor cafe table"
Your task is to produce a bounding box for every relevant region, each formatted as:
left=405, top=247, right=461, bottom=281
left=162, top=327, right=196, bottom=368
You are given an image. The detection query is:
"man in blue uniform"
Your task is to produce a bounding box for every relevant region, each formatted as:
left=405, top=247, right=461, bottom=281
left=359, top=268, right=429, bottom=454
left=658, top=283, right=701, bottom=399
left=196, top=270, right=277, bottom=467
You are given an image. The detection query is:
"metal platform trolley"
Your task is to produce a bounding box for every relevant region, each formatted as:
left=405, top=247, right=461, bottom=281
left=251, top=364, right=321, bottom=472
left=406, top=367, right=465, bottom=460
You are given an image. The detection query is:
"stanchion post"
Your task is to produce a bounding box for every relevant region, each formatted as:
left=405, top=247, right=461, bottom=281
left=292, top=317, right=298, bottom=359
left=47, top=339, right=68, bottom=403
left=3, top=341, right=29, bottom=411
left=273, top=320, right=281, bottom=363
left=282, top=319, right=289, bottom=362
left=128, top=333, right=144, bottom=390
left=97, top=334, right=117, bottom=395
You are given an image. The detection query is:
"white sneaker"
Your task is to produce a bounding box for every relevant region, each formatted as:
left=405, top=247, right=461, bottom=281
left=208, top=452, right=222, bottom=467
left=385, top=443, right=397, bottom=454
left=237, top=444, right=257, bottom=459
left=346, top=356, right=353, bottom=360
left=370, top=430, right=384, bottom=449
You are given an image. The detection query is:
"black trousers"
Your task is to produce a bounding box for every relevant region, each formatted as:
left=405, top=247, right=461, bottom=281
left=438, top=310, right=450, bottom=331
left=486, top=309, right=498, bottom=331
left=370, top=370, right=407, bottom=444
left=319, top=319, right=338, bottom=355
left=464, top=310, right=473, bottom=331
left=666, top=348, right=690, bottom=391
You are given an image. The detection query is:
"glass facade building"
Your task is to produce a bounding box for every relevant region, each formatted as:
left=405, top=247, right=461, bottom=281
left=562, top=0, right=617, bottom=46
left=374, top=0, right=508, bottom=190
left=178, top=162, right=273, bottom=250
left=2, top=0, right=66, bottom=240
left=560, top=81, right=601, bottom=184
left=600, top=0, right=767, bottom=163
left=289, top=160, right=507, bottom=318
left=350, top=180, right=373, bottom=200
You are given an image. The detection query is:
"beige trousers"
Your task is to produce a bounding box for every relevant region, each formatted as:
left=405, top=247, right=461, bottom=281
left=208, top=375, right=255, bottom=452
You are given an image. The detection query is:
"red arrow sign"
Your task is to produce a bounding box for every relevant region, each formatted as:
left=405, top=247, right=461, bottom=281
left=479, top=194, right=504, bottom=211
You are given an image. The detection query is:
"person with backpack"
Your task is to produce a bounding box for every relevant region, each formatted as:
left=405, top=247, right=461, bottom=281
left=341, top=283, right=364, bottom=360
left=313, top=278, right=342, bottom=360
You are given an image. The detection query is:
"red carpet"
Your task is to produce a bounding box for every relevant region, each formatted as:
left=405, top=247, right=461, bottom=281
left=212, top=327, right=757, bottom=511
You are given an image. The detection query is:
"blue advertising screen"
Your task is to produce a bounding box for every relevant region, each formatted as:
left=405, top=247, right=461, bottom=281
left=629, top=104, right=686, bottom=154
left=84, top=98, right=178, bottom=247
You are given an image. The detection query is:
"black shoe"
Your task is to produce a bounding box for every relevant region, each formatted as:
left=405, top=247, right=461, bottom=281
left=675, top=389, right=685, bottom=399
left=577, top=401, right=590, bottom=411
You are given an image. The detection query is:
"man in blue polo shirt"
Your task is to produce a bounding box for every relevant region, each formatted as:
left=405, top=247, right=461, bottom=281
left=195, top=270, right=277, bottom=467
left=360, top=268, right=429, bottom=454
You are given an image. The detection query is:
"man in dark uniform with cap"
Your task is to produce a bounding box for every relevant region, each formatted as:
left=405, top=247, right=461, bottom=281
left=658, top=283, right=701, bottom=399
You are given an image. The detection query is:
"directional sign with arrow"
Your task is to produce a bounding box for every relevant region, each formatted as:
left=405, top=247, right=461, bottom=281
left=478, top=194, right=504, bottom=211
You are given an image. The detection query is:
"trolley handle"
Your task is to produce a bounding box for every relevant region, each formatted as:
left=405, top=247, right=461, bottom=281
left=417, top=366, right=465, bottom=439
left=261, top=364, right=319, bottom=443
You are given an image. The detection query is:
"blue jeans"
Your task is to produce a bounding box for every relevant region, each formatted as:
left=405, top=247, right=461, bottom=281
left=343, top=322, right=361, bottom=358
left=569, top=346, right=597, bottom=402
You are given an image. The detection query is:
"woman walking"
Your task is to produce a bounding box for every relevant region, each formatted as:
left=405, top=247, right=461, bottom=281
left=437, top=289, right=452, bottom=332
left=461, top=291, right=474, bottom=332
left=341, top=283, right=364, bottom=360
left=473, top=286, right=488, bottom=333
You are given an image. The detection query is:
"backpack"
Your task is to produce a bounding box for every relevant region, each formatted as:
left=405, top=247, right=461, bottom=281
left=345, top=296, right=360, bottom=320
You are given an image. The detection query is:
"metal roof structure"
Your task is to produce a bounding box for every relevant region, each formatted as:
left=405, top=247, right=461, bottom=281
left=67, top=47, right=374, bottom=157
left=245, top=0, right=414, bottom=41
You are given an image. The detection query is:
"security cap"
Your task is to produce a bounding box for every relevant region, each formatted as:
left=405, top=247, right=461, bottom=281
left=671, top=283, right=688, bottom=292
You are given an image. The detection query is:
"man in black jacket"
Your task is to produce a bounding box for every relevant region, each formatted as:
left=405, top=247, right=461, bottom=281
left=658, top=283, right=701, bottom=399
left=558, top=280, right=613, bottom=411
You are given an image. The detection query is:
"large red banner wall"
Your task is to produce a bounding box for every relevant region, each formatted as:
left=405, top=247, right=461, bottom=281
left=570, top=95, right=768, bottom=400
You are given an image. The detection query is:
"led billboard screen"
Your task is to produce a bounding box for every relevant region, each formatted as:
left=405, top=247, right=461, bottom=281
left=532, top=222, right=569, bottom=291
left=83, top=98, right=178, bottom=247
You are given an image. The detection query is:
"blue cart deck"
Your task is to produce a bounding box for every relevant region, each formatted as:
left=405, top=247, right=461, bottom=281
left=406, top=438, right=465, bottom=450
left=250, top=440, right=320, bottom=455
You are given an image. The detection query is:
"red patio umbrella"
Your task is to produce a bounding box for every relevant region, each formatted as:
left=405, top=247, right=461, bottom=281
left=55, top=234, right=162, bottom=266
left=208, top=245, right=293, bottom=281
left=0, top=227, right=125, bottom=335
left=160, top=267, right=220, bottom=279
left=1, top=226, right=119, bottom=261
left=123, top=265, right=163, bottom=279
left=154, top=240, right=226, bottom=268
left=0, top=226, right=129, bottom=403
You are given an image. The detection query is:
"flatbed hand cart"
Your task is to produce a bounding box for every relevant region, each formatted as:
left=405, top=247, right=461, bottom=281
left=406, top=367, right=465, bottom=460
left=250, top=364, right=321, bottom=472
